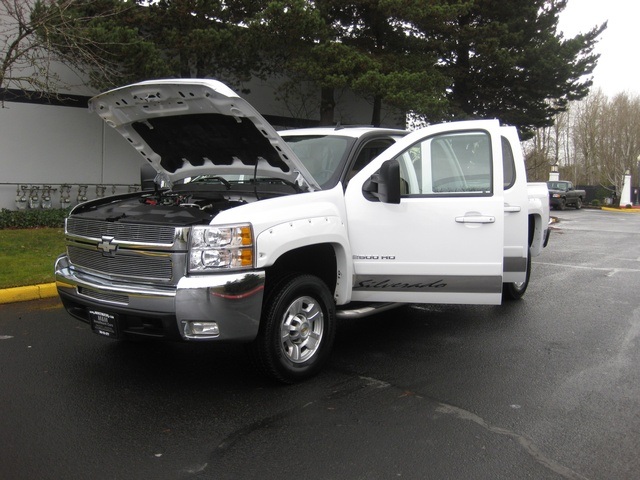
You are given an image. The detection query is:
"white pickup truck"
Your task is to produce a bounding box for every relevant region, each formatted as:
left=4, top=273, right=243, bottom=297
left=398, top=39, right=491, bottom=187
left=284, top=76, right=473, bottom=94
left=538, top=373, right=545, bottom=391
left=55, top=79, right=550, bottom=382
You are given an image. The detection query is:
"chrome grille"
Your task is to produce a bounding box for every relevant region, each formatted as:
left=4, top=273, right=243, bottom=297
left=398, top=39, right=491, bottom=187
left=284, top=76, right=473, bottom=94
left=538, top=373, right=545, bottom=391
left=68, top=246, right=173, bottom=280
left=67, top=218, right=176, bottom=245
left=78, top=287, right=129, bottom=305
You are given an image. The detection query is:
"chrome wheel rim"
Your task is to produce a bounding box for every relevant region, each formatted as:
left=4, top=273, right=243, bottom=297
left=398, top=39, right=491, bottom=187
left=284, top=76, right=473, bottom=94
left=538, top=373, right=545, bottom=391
left=280, top=296, right=324, bottom=363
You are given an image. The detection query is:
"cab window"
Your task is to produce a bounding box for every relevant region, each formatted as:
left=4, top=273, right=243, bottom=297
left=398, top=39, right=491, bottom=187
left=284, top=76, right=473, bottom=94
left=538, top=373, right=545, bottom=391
left=502, top=136, right=516, bottom=190
left=347, top=138, right=396, bottom=183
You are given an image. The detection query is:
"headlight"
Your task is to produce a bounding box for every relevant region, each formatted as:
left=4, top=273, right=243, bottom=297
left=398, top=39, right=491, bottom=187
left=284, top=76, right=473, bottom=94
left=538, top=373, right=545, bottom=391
left=189, top=224, right=254, bottom=272
left=552, top=193, right=561, bottom=198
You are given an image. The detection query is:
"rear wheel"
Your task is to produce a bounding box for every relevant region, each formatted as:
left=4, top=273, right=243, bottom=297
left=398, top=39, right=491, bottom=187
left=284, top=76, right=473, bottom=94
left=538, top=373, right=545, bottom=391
left=503, top=250, right=531, bottom=301
left=248, top=274, right=336, bottom=383
left=575, top=197, right=582, bottom=209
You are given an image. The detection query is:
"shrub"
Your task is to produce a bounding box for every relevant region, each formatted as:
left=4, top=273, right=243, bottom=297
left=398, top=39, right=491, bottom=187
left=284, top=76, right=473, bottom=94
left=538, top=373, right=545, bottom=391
left=591, top=199, right=600, bottom=206
left=0, top=208, right=70, bottom=229
left=625, top=204, right=633, bottom=209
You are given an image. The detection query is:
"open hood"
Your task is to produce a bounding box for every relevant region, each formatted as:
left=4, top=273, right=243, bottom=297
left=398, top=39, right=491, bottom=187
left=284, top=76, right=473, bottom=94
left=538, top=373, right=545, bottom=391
left=89, top=79, right=319, bottom=190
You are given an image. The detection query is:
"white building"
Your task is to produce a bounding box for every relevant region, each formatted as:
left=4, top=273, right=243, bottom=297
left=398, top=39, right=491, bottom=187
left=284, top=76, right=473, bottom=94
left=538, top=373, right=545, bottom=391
left=1, top=4, right=406, bottom=211
left=2, top=73, right=406, bottom=212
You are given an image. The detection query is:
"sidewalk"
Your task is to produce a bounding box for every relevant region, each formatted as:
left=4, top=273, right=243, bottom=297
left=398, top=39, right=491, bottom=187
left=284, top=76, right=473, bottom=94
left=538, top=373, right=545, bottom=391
left=0, top=283, right=57, bottom=305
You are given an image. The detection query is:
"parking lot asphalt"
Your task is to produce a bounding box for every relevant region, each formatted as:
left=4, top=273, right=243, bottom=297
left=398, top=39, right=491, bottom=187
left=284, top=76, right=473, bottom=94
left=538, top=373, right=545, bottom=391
left=3, top=206, right=640, bottom=479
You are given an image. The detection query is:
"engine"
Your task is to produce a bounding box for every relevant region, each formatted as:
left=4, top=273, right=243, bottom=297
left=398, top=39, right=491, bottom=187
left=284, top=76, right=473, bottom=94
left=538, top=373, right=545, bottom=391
left=70, top=189, right=249, bottom=226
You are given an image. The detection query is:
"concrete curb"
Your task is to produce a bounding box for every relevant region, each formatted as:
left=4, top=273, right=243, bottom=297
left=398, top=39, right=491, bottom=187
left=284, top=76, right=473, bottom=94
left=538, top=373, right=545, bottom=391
left=601, top=207, right=640, bottom=213
left=0, top=283, right=57, bottom=305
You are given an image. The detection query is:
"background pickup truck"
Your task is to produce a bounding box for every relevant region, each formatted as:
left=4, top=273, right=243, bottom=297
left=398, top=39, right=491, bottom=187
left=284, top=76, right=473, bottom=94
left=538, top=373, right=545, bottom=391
left=55, top=79, right=550, bottom=383
left=547, top=180, right=586, bottom=210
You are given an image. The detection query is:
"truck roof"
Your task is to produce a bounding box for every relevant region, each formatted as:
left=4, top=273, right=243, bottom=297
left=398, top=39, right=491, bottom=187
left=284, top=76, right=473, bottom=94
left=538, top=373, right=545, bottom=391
left=279, top=126, right=408, bottom=139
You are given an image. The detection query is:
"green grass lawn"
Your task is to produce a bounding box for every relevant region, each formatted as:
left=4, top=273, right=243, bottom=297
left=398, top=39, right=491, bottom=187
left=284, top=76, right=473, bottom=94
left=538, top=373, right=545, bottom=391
left=0, top=228, right=66, bottom=289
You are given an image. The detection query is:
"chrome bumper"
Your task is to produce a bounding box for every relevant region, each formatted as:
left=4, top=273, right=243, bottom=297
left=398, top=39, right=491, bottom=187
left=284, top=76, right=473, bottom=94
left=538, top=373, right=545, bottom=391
left=55, top=254, right=265, bottom=342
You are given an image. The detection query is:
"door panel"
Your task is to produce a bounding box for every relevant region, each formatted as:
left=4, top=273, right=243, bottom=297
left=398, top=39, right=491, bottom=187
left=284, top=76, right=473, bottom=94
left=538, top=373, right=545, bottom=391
left=345, top=121, right=505, bottom=305
left=501, top=128, right=529, bottom=283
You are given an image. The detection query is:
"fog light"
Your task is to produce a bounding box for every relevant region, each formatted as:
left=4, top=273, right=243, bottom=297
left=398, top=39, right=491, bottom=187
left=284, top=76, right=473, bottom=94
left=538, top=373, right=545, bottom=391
left=183, top=321, right=219, bottom=338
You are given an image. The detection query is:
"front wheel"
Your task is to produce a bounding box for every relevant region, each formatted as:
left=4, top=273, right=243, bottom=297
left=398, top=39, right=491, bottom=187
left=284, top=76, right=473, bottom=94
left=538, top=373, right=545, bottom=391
left=248, top=274, right=336, bottom=383
left=557, top=198, right=566, bottom=210
left=502, top=250, right=531, bottom=301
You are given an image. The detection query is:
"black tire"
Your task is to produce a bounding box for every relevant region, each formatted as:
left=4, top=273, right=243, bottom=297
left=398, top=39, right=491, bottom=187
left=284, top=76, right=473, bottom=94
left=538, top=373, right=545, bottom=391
left=503, top=250, right=531, bottom=301
left=558, top=198, right=566, bottom=211
left=248, top=274, right=336, bottom=383
left=575, top=197, right=582, bottom=209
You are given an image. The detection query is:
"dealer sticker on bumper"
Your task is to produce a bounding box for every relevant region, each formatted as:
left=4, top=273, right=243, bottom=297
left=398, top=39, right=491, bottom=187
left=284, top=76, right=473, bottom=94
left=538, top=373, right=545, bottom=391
left=89, top=310, right=119, bottom=338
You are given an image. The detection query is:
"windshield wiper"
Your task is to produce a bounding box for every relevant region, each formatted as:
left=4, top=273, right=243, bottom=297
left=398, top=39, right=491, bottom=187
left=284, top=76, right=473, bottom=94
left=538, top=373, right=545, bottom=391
left=248, top=177, right=302, bottom=193
left=190, top=176, right=231, bottom=189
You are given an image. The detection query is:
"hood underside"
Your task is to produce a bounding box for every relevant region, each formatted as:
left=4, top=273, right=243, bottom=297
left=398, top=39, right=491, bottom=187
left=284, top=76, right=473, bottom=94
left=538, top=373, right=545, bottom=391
left=89, top=79, right=319, bottom=190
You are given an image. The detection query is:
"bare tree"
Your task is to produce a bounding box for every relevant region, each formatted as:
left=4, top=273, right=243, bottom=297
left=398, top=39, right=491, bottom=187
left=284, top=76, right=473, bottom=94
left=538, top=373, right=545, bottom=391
left=523, top=126, right=554, bottom=181
left=522, top=108, right=573, bottom=182
left=541, top=89, right=640, bottom=204
left=570, top=90, right=606, bottom=186
left=599, top=93, right=640, bottom=203
left=1, top=0, right=133, bottom=102
left=1, top=0, right=55, bottom=96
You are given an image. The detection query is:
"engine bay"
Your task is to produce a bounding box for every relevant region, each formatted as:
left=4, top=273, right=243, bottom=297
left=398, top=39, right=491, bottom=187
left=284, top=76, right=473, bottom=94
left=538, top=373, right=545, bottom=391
left=71, top=189, right=250, bottom=226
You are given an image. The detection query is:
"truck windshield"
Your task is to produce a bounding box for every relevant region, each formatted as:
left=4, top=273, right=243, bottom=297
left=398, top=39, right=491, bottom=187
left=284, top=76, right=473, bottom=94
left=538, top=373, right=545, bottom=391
left=547, top=182, right=567, bottom=191
left=282, top=135, right=353, bottom=189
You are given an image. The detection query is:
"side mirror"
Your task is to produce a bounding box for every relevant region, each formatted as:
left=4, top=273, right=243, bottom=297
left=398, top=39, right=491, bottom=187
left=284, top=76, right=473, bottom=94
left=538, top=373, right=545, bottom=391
left=363, top=159, right=401, bottom=204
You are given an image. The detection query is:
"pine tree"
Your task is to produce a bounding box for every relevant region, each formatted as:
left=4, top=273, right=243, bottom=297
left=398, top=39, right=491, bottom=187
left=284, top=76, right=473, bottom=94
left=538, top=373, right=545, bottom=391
left=441, top=0, right=605, bottom=138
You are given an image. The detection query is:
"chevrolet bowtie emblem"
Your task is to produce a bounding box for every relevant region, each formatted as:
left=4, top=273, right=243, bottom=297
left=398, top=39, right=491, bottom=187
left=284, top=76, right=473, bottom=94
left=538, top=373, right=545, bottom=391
left=97, top=236, right=118, bottom=257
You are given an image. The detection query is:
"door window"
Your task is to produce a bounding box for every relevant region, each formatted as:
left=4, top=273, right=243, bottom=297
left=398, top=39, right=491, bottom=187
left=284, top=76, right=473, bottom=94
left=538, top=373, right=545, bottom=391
left=502, top=136, right=516, bottom=190
left=395, top=131, right=493, bottom=196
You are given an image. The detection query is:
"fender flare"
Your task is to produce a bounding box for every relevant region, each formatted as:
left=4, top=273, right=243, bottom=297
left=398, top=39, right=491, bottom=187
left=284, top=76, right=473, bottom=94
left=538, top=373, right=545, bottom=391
left=255, top=216, right=353, bottom=303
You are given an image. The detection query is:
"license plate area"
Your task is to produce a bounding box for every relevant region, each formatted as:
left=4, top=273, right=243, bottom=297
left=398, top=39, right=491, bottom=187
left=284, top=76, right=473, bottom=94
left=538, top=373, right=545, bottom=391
left=89, top=310, right=119, bottom=339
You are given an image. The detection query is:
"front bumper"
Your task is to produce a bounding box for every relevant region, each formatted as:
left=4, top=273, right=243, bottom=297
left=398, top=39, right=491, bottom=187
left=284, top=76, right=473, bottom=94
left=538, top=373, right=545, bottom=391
left=549, top=195, right=563, bottom=207
left=55, top=255, right=265, bottom=342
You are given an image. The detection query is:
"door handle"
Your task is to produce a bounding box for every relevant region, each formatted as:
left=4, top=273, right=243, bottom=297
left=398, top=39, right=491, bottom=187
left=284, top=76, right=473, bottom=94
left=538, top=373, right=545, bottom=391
left=455, top=215, right=495, bottom=224
left=504, top=204, right=522, bottom=213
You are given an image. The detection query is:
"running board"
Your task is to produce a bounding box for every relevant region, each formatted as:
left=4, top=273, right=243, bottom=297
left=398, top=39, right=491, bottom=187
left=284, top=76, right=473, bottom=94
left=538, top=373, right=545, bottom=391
left=336, top=302, right=402, bottom=319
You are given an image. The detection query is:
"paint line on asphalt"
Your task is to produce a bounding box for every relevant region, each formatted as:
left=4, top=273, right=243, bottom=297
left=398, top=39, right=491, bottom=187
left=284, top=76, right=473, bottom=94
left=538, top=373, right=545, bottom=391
left=535, top=262, right=640, bottom=275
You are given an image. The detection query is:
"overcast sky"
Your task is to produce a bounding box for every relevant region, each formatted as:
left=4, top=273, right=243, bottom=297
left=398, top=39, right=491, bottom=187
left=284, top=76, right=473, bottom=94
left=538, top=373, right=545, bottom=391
left=558, top=0, right=640, bottom=97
